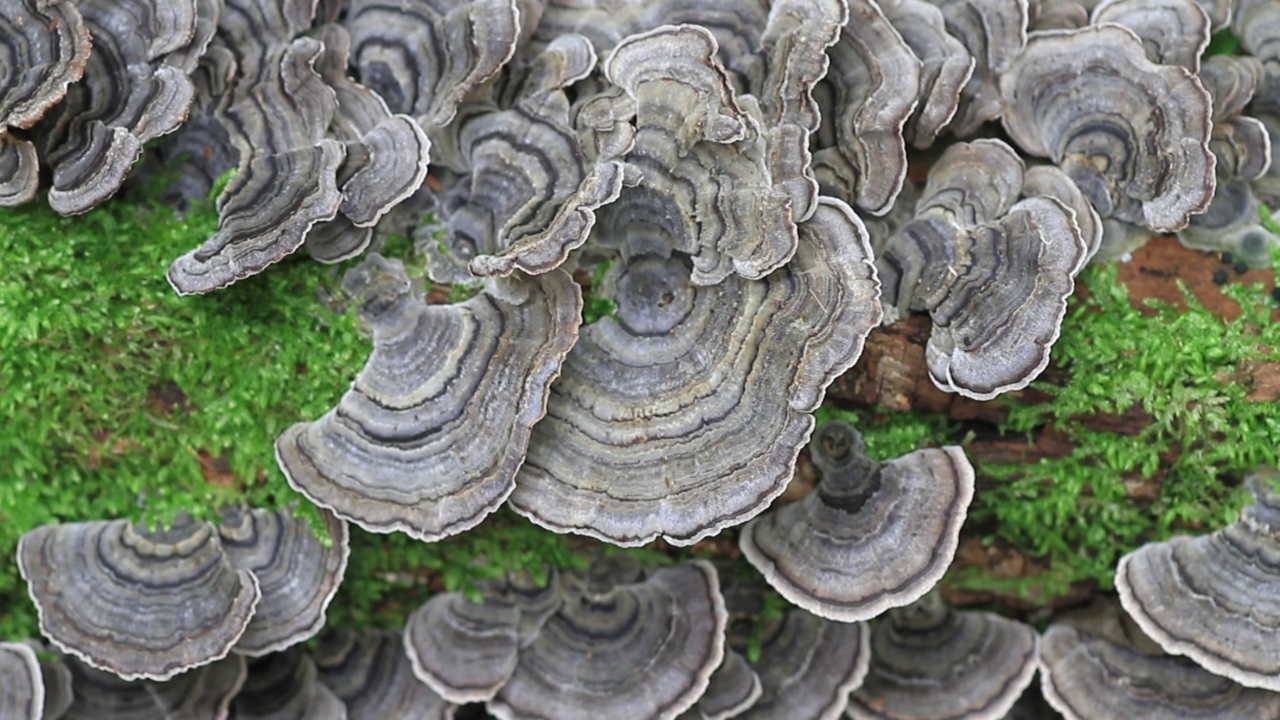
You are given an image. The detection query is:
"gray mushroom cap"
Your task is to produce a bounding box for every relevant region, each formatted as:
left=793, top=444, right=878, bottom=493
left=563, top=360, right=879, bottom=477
left=879, top=0, right=975, bottom=150
left=810, top=0, right=921, bottom=216
left=877, top=140, right=1087, bottom=399
left=603, top=24, right=798, bottom=285
left=231, top=647, right=346, bottom=720
left=931, top=0, right=1028, bottom=137
left=999, top=24, right=1215, bottom=232
left=1234, top=0, right=1280, bottom=62
left=403, top=570, right=563, bottom=705
left=315, top=630, right=454, bottom=720
left=489, top=561, right=727, bottom=720
left=741, top=421, right=974, bottom=623
left=344, top=0, right=521, bottom=129
left=167, top=34, right=345, bottom=294
left=1022, top=165, right=1103, bottom=263
left=735, top=608, right=871, bottom=720
left=218, top=505, right=351, bottom=656
left=1116, top=472, right=1280, bottom=691
left=677, top=649, right=763, bottom=720
left=846, top=592, right=1041, bottom=720
left=0, top=642, right=43, bottom=720
left=1177, top=178, right=1278, bottom=268
left=510, top=196, right=882, bottom=547
left=17, top=516, right=261, bottom=681
left=1038, top=624, right=1280, bottom=720
left=1091, top=0, right=1211, bottom=71
left=62, top=653, right=247, bottom=720
left=276, top=254, right=581, bottom=543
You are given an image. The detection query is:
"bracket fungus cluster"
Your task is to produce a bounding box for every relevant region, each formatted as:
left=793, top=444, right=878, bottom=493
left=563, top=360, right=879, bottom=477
left=16, top=506, right=349, bottom=682
left=13, top=0, right=1280, bottom=717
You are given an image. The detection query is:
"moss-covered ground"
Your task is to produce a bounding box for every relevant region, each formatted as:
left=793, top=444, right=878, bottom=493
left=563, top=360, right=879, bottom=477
left=1, top=186, right=1278, bottom=639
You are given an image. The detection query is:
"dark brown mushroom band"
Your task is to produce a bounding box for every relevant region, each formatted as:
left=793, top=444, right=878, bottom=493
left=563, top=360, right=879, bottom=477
left=6, top=0, right=1280, bottom=717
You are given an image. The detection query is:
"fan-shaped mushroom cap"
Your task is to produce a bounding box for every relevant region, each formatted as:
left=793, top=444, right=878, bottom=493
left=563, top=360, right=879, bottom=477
left=231, top=648, right=346, bottom=720
left=62, top=654, right=247, bottom=720
left=167, top=30, right=345, bottom=294
left=510, top=196, right=881, bottom=547
left=0, top=0, right=91, bottom=131
left=1177, top=179, right=1278, bottom=268
left=736, top=608, right=871, bottom=720
left=1028, top=0, right=1091, bottom=30
left=18, top=516, right=261, bottom=681
left=344, top=0, right=520, bottom=129
left=1199, top=55, right=1264, bottom=122
left=604, top=24, right=798, bottom=285
left=277, top=254, right=581, bottom=542
left=879, top=0, right=975, bottom=150
left=999, top=24, right=1215, bottom=232
left=316, top=630, right=454, bottom=720
left=1038, top=624, right=1280, bottom=720
left=218, top=505, right=350, bottom=656
left=1022, top=165, right=1103, bottom=263
left=877, top=140, right=1087, bottom=400
left=305, top=22, right=431, bottom=264
left=404, top=570, right=563, bottom=704
left=1116, top=473, right=1280, bottom=691
left=0, top=130, right=39, bottom=205
left=1091, top=0, right=1210, bottom=71
left=846, top=592, right=1040, bottom=720
left=741, top=421, right=974, bottom=622
left=810, top=0, right=921, bottom=216
left=439, top=39, right=626, bottom=279
left=489, top=560, right=727, bottom=720
left=932, top=0, right=1028, bottom=137
left=1210, top=116, right=1272, bottom=181
left=1234, top=0, right=1280, bottom=62
left=677, top=649, right=763, bottom=720
left=39, top=0, right=200, bottom=215
left=0, top=642, right=43, bottom=720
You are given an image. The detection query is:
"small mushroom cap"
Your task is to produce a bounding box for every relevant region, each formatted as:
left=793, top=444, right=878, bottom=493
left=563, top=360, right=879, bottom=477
left=1198, top=55, right=1263, bottom=121
left=277, top=254, right=581, bottom=542
left=1091, top=0, right=1211, bottom=71
left=1234, top=0, right=1280, bottom=62
left=1116, top=473, right=1280, bottom=691
left=810, top=0, right=921, bottom=215
left=1038, top=624, right=1280, bottom=720
left=999, top=24, right=1215, bottom=232
left=510, top=197, right=881, bottom=547
left=18, top=516, right=261, bottom=681
left=315, top=630, right=455, bottom=720
left=1209, top=116, right=1273, bottom=181
left=232, top=647, right=346, bottom=720
left=167, top=37, right=345, bottom=294
left=0, top=642, right=43, bottom=720
left=489, top=561, right=727, bottom=720
left=846, top=592, right=1041, bottom=720
left=1022, top=165, right=1103, bottom=263
left=344, top=0, right=521, bottom=128
left=0, top=134, right=39, bottom=206
left=34, top=644, right=73, bottom=720
left=62, top=653, right=247, bottom=720
left=403, top=588, right=523, bottom=703
left=736, top=608, right=871, bottom=720
left=0, top=0, right=92, bottom=132
left=931, top=0, right=1028, bottom=137
left=741, top=421, right=974, bottom=622
left=679, top=649, right=763, bottom=720
left=1177, top=179, right=1278, bottom=268
left=879, top=0, right=975, bottom=150
left=219, top=505, right=351, bottom=656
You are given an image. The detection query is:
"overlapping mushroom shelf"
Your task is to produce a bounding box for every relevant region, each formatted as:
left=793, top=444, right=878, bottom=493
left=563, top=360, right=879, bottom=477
left=6, top=0, right=1280, bottom=717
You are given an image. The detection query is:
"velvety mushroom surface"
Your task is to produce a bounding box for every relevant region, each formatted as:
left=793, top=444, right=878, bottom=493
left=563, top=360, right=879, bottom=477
left=489, top=560, right=727, bottom=720
left=1116, top=474, right=1280, bottom=691
left=0, top=641, right=43, bottom=720
left=741, top=420, right=974, bottom=622
left=277, top=254, right=581, bottom=542
left=314, top=629, right=455, bottom=720
left=1038, top=624, right=1280, bottom=720
left=511, top=197, right=881, bottom=547
left=845, top=592, right=1040, bottom=720
left=17, top=516, right=260, bottom=681
left=676, top=649, right=762, bottom=720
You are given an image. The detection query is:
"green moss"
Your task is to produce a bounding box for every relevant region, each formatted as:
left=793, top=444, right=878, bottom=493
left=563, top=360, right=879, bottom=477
left=1203, top=28, right=1242, bottom=57
left=0, top=194, right=376, bottom=637
left=955, top=262, right=1280, bottom=600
